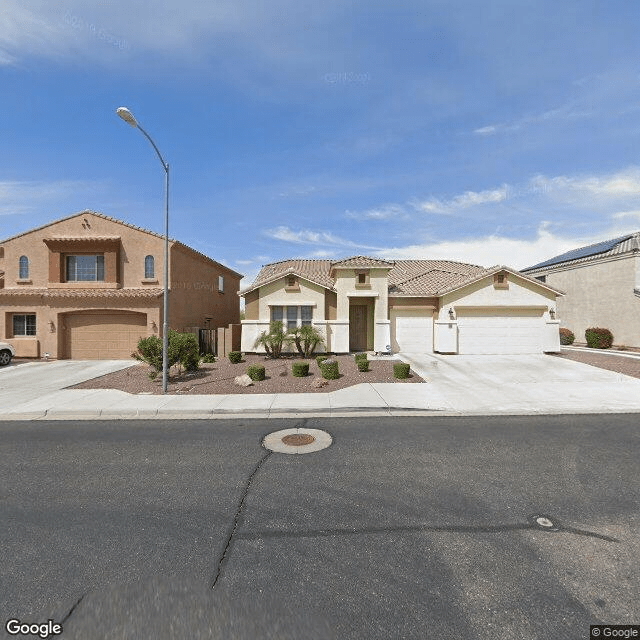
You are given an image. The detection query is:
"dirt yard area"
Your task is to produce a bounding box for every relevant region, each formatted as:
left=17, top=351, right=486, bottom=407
left=71, top=354, right=424, bottom=394
left=552, top=349, right=640, bottom=379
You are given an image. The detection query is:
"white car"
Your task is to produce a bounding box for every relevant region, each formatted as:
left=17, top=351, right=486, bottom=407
left=0, top=342, right=16, bottom=366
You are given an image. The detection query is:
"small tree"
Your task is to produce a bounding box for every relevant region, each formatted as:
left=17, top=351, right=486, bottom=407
left=253, top=320, right=287, bottom=358
left=168, top=330, right=200, bottom=373
left=287, top=325, right=326, bottom=358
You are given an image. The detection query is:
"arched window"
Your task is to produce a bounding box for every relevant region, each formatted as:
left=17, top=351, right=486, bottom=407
left=19, top=256, right=29, bottom=280
left=144, top=255, right=155, bottom=279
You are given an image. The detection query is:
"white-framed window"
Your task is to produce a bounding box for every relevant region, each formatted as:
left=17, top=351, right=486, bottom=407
left=19, top=256, right=29, bottom=279
left=144, top=255, right=155, bottom=279
left=218, top=275, right=224, bottom=292
left=13, top=314, right=36, bottom=336
left=66, top=255, right=105, bottom=281
left=271, top=305, right=313, bottom=328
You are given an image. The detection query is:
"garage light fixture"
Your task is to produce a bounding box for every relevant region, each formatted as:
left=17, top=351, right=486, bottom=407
left=448, top=307, right=455, bottom=320
left=549, top=308, right=555, bottom=319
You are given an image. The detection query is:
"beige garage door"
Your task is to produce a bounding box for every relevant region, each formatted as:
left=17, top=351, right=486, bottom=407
left=66, top=312, right=147, bottom=359
left=391, top=308, right=433, bottom=353
left=456, top=308, right=544, bottom=354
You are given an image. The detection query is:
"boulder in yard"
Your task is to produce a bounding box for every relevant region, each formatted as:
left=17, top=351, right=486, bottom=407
left=234, top=374, right=253, bottom=387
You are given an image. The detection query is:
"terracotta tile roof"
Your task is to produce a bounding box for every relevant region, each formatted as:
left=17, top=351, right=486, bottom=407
left=389, top=269, right=488, bottom=295
left=0, top=288, right=163, bottom=299
left=242, top=257, right=488, bottom=296
left=330, top=256, right=395, bottom=268
left=43, top=235, right=121, bottom=242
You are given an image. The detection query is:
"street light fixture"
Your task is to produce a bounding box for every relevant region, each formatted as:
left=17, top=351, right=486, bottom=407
left=116, top=106, right=170, bottom=394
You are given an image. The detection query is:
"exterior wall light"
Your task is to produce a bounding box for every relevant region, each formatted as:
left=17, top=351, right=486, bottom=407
left=448, top=307, right=455, bottom=320
left=49, top=321, right=55, bottom=332
left=549, top=308, right=555, bottom=319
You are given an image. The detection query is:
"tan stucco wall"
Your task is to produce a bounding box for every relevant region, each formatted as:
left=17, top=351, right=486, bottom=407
left=169, top=244, right=241, bottom=331
left=334, top=268, right=390, bottom=320
left=256, top=277, right=326, bottom=321
left=325, top=290, right=337, bottom=320
left=541, top=257, right=640, bottom=346
left=388, top=297, right=439, bottom=310
left=0, top=212, right=242, bottom=357
left=440, top=274, right=556, bottom=319
left=244, top=290, right=259, bottom=320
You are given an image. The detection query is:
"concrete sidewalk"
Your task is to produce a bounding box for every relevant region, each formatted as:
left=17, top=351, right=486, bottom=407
left=1, top=353, right=640, bottom=419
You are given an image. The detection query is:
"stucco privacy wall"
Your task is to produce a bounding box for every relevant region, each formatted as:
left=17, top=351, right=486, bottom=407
left=241, top=276, right=328, bottom=352
left=542, top=256, right=640, bottom=347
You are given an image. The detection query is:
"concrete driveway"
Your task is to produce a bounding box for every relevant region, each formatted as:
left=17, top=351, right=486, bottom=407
left=0, top=360, right=137, bottom=410
left=398, top=352, right=640, bottom=414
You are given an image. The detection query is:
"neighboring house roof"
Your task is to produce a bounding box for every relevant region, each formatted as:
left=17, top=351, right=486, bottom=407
left=0, top=210, right=244, bottom=278
left=0, top=288, right=163, bottom=299
left=522, top=232, right=640, bottom=272
left=241, top=256, right=558, bottom=298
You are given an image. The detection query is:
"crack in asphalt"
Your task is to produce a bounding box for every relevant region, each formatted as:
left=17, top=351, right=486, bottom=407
left=210, top=449, right=273, bottom=589
left=59, top=592, right=87, bottom=626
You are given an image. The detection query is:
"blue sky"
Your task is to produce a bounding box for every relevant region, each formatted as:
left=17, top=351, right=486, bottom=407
left=1, top=1, right=640, bottom=288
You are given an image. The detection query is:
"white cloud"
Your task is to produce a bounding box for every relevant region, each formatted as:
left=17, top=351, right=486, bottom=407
left=612, top=210, right=640, bottom=220
left=264, top=225, right=384, bottom=250
left=414, top=185, right=508, bottom=215
left=346, top=204, right=406, bottom=220
left=376, top=224, right=582, bottom=270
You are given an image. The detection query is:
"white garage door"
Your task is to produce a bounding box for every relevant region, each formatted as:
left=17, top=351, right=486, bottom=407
left=457, top=308, right=544, bottom=354
left=66, top=312, right=147, bottom=359
left=391, top=308, right=433, bottom=352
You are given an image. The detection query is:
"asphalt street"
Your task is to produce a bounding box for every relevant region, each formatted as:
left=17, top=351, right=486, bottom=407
left=1, top=415, right=638, bottom=639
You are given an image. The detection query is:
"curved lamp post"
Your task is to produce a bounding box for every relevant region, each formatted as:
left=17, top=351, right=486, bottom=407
left=116, top=107, right=170, bottom=394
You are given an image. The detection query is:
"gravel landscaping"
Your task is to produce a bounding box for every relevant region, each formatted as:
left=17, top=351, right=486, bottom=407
left=71, top=354, right=424, bottom=394
left=552, top=349, right=640, bottom=379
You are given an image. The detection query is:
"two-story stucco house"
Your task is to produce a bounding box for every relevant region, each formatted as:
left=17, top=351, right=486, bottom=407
left=0, top=210, right=242, bottom=359
left=521, top=232, right=640, bottom=347
left=240, top=256, right=563, bottom=355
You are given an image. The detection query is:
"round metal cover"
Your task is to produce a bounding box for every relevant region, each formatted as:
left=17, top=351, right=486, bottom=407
left=263, top=428, right=332, bottom=454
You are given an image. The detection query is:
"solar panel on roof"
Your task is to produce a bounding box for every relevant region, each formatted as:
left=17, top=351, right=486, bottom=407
left=524, top=234, right=633, bottom=271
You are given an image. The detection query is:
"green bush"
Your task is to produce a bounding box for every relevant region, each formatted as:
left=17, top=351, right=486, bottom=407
left=287, top=325, right=326, bottom=357
left=316, top=355, right=329, bottom=367
left=585, top=327, right=613, bottom=349
left=321, top=359, right=340, bottom=380
left=228, top=351, right=243, bottom=364
left=134, top=331, right=199, bottom=376
left=559, top=328, right=575, bottom=346
left=394, top=362, right=411, bottom=379
left=357, top=359, right=370, bottom=372
left=354, top=353, right=368, bottom=363
left=247, top=364, right=265, bottom=381
left=201, top=353, right=216, bottom=363
left=168, top=330, right=200, bottom=373
left=253, top=320, right=287, bottom=358
left=292, top=362, right=310, bottom=377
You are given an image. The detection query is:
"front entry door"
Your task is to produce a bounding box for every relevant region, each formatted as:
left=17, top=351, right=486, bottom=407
left=349, top=305, right=368, bottom=351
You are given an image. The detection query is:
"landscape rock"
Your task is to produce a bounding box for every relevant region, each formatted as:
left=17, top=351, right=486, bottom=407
left=312, top=378, right=328, bottom=388
left=234, top=374, right=253, bottom=387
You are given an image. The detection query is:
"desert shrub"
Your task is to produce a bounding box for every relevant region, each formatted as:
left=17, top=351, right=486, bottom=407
left=321, top=359, right=340, bottom=380
left=247, top=364, right=266, bottom=381
left=585, top=327, right=613, bottom=349
left=394, top=362, right=411, bottom=379
left=134, top=335, right=165, bottom=373
left=357, top=359, right=370, bottom=372
left=316, top=355, right=329, bottom=367
left=287, top=325, right=326, bottom=357
left=354, top=353, right=368, bottom=363
left=135, top=331, right=199, bottom=376
left=201, top=353, right=216, bottom=363
left=228, top=351, right=243, bottom=364
left=253, top=321, right=287, bottom=358
left=559, top=328, right=575, bottom=346
left=168, top=330, right=200, bottom=373
left=292, top=362, right=310, bottom=377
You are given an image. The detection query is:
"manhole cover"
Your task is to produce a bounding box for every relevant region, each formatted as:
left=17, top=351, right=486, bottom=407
left=263, top=428, right=332, bottom=454
left=282, top=433, right=315, bottom=446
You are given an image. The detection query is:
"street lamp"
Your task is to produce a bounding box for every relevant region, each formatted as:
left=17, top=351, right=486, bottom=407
left=116, top=106, right=170, bottom=394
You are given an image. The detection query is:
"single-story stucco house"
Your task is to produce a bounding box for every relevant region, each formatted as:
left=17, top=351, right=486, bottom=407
left=240, top=256, right=563, bottom=355
left=521, top=231, right=640, bottom=348
left=0, top=210, right=243, bottom=359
